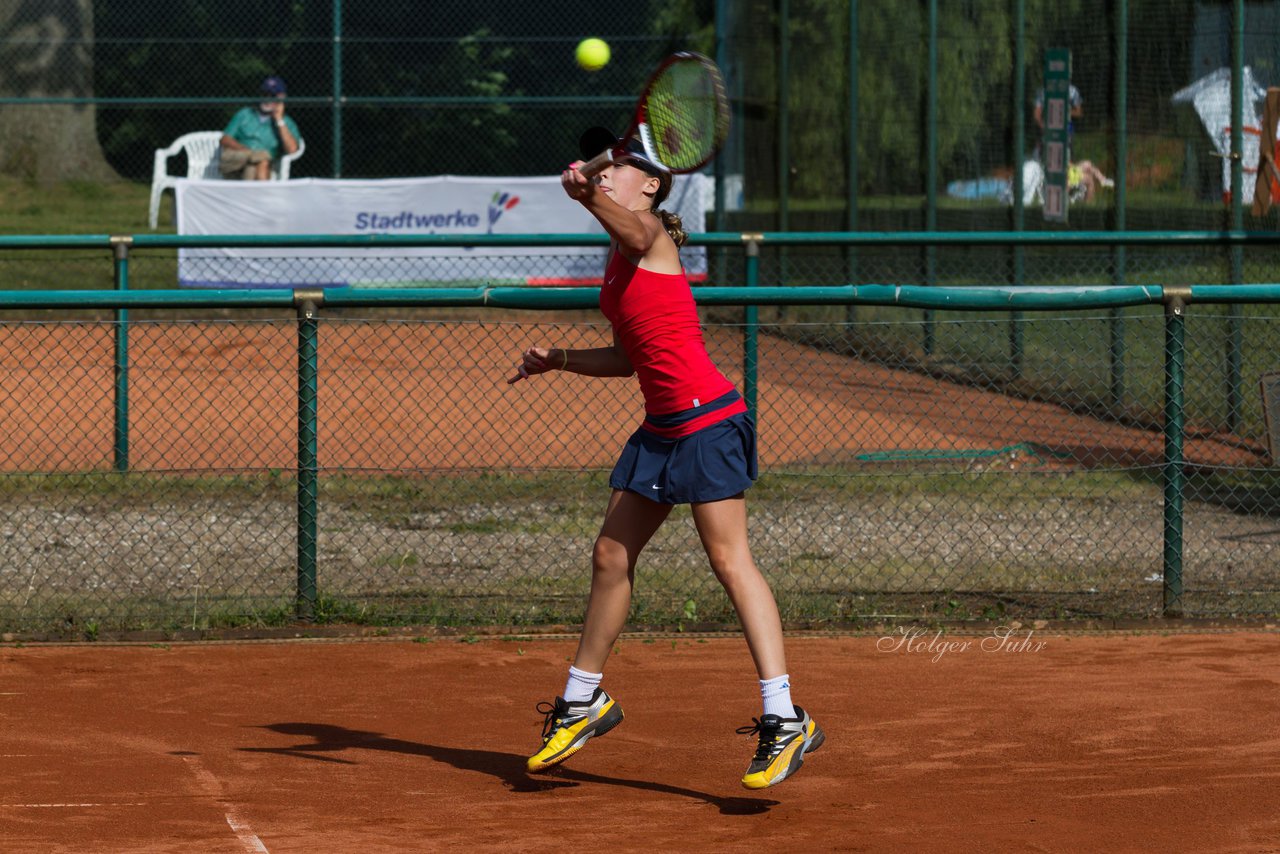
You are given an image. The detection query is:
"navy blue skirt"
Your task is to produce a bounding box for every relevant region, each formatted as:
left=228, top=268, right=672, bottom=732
left=609, top=411, right=758, bottom=505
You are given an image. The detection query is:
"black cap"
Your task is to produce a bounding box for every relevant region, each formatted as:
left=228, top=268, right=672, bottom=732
left=578, top=126, right=672, bottom=205
left=578, top=127, right=672, bottom=177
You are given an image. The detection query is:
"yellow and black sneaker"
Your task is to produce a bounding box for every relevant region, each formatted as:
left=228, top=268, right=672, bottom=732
left=526, top=687, right=623, bottom=773
left=737, top=706, right=825, bottom=789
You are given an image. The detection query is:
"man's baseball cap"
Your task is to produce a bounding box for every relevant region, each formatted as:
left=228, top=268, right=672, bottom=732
left=579, top=126, right=672, bottom=203
left=261, top=76, right=287, bottom=96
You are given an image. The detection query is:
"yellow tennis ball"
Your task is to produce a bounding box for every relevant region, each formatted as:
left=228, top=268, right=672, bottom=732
left=576, top=38, right=610, bottom=72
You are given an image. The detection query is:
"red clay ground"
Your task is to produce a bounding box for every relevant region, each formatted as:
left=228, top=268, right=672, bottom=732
left=2, top=632, right=1279, bottom=852
left=2, top=322, right=1265, bottom=472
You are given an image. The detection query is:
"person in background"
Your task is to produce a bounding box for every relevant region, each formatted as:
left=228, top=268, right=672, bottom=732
left=1068, top=159, right=1115, bottom=203
left=219, top=76, right=301, bottom=181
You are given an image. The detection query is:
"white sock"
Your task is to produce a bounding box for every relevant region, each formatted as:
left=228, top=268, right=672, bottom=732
left=760, top=674, right=795, bottom=719
left=563, top=665, right=603, bottom=704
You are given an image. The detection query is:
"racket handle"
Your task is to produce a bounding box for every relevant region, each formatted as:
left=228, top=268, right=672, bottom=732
left=578, top=148, right=618, bottom=178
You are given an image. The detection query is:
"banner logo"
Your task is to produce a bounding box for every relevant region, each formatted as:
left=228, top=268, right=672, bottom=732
left=487, top=192, right=521, bottom=233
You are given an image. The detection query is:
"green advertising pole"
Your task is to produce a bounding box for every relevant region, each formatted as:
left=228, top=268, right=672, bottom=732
left=714, top=0, right=728, bottom=234
left=1227, top=0, right=1244, bottom=432
left=714, top=0, right=731, bottom=287
left=1010, top=0, right=1026, bottom=382
left=778, top=0, right=790, bottom=232
left=846, top=0, right=859, bottom=325
left=778, top=0, right=791, bottom=311
left=1110, top=0, right=1129, bottom=415
left=923, top=0, right=938, bottom=356
left=332, top=0, right=343, bottom=177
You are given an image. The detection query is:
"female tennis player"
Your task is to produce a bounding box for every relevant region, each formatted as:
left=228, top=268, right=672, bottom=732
left=508, top=127, right=824, bottom=789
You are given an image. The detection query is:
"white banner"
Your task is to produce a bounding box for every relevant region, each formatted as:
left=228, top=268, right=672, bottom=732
left=175, top=174, right=708, bottom=287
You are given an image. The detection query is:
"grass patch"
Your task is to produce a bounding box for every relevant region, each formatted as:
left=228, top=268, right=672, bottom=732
left=0, top=462, right=1205, bottom=639
left=753, top=468, right=1157, bottom=503
left=0, top=470, right=297, bottom=503
left=0, top=176, right=154, bottom=234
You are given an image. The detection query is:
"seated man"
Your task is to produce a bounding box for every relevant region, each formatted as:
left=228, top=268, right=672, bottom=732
left=219, top=76, right=302, bottom=180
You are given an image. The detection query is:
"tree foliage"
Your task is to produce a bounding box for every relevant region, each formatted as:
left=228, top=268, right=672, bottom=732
left=0, top=0, right=1215, bottom=193
left=92, top=0, right=673, bottom=179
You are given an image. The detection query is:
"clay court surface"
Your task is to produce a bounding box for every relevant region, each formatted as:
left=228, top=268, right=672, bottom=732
left=2, top=321, right=1263, bottom=472
left=3, top=632, right=1278, bottom=852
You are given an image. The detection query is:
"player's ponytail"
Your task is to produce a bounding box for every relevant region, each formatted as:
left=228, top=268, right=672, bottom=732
left=655, top=209, right=687, bottom=247
left=636, top=164, right=684, bottom=246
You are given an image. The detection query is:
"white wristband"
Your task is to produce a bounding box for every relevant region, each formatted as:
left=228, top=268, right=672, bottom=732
left=276, top=120, right=286, bottom=128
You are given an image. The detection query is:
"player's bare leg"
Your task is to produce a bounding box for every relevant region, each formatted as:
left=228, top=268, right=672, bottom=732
left=690, top=495, right=785, bottom=679
left=574, top=489, right=671, bottom=671
left=527, top=490, right=669, bottom=773
left=691, top=495, right=825, bottom=789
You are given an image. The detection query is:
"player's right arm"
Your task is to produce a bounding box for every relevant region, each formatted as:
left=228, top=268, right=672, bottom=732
left=561, top=162, right=664, bottom=258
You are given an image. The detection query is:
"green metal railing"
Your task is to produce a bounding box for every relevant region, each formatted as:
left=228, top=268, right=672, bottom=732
left=2, top=288, right=1277, bottom=622
left=19, top=227, right=1269, bottom=446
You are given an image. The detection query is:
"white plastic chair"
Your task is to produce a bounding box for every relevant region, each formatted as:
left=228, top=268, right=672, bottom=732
left=148, top=130, right=305, bottom=229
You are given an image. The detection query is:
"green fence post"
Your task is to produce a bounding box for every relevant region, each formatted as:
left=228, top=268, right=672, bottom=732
left=295, top=289, right=323, bottom=621
left=922, top=0, right=938, bottom=357
left=1109, top=0, right=1128, bottom=414
left=1109, top=287, right=1127, bottom=416
left=111, top=236, right=131, bottom=472
left=743, top=234, right=761, bottom=421
left=332, top=0, right=343, bottom=177
left=1162, top=287, right=1188, bottom=618
left=1010, top=0, right=1025, bottom=382
left=777, top=0, right=791, bottom=318
left=845, top=0, right=858, bottom=326
left=714, top=0, right=727, bottom=231
left=712, top=0, right=729, bottom=287
left=1227, top=0, right=1244, bottom=432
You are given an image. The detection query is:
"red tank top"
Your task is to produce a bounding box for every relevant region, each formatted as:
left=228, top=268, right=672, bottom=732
left=599, top=252, right=743, bottom=437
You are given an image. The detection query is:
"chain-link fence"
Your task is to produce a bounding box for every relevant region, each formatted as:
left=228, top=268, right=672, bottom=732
left=1, top=246, right=1277, bottom=637
left=10, top=2, right=1280, bottom=233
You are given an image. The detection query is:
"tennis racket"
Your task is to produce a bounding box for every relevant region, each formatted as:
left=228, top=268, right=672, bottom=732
left=578, top=51, right=730, bottom=178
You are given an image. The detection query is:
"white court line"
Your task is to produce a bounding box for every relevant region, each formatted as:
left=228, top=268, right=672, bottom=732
left=181, top=757, right=269, bottom=854
left=224, top=812, right=269, bottom=852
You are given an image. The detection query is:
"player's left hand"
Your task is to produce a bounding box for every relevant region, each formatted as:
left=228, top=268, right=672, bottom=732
left=506, top=346, right=559, bottom=384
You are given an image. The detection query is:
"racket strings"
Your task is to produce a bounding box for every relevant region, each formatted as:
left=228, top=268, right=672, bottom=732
left=643, top=60, right=729, bottom=171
